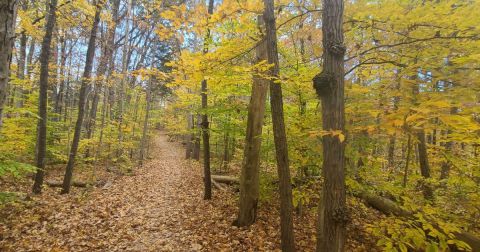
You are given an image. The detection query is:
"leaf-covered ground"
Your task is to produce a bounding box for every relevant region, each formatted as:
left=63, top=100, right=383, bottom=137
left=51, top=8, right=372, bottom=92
left=0, top=132, right=378, bottom=251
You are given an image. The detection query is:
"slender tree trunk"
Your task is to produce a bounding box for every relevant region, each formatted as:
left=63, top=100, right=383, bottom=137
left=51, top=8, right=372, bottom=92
left=32, top=0, right=57, bottom=193
left=61, top=1, right=102, bottom=194
left=201, top=0, right=215, bottom=200
left=26, top=37, right=35, bottom=79
left=0, top=0, right=17, bottom=130
left=193, top=114, right=201, bottom=160
left=403, top=133, right=412, bottom=187
left=235, top=16, right=269, bottom=227
left=185, top=113, right=193, bottom=159
left=54, top=33, right=67, bottom=116
left=440, top=106, right=457, bottom=180
left=117, top=0, right=132, bottom=157
left=387, top=135, right=396, bottom=168
left=312, top=0, right=347, bottom=249
left=139, top=83, right=151, bottom=163
left=263, top=1, right=296, bottom=251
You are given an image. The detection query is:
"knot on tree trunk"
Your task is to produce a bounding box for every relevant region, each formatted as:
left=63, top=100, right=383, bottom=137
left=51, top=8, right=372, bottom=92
left=332, top=206, right=350, bottom=225
left=328, top=42, right=346, bottom=56
left=313, top=71, right=335, bottom=98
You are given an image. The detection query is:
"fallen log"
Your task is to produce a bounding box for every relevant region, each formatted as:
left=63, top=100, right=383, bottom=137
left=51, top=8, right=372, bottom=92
left=354, top=190, right=480, bottom=251
left=211, top=179, right=226, bottom=191
left=211, top=175, right=239, bottom=184
left=46, top=180, right=92, bottom=188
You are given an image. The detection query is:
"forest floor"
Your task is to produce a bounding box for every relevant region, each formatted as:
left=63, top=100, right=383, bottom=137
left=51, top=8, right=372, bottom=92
left=0, top=131, right=378, bottom=251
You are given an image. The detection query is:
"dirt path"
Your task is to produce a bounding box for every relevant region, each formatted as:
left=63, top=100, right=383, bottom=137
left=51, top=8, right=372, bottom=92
left=0, top=132, right=289, bottom=251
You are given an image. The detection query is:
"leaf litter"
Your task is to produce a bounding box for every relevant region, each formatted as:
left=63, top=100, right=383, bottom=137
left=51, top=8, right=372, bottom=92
left=0, top=132, right=378, bottom=251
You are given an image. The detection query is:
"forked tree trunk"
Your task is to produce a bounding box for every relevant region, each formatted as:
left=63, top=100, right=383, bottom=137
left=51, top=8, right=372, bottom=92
left=32, top=0, right=58, bottom=194
left=234, top=16, right=269, bottom=227
left=0, top=0, right=17, bottom=130
left=61, top=1, right=102, bottom=194
left=312, top=0, right=347, bottom=249
left=201, top=0, right=215, bottom=200
left=263, top=1, right=296, bottom=251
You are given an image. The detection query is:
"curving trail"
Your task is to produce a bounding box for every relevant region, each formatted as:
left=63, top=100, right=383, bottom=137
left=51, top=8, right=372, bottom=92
left=0, top=132, right=288, bottom=251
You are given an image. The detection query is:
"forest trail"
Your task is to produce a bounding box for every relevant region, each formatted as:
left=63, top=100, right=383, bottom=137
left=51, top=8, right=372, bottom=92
left=1, top=132, right=291, bottom=251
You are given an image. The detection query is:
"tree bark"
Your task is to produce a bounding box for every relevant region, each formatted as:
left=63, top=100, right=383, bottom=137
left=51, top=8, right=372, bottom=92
left=263, top=1, right=296, bottom=251
left=86, top=0, right=120, bottom=155
left=403, top=133, right=412, bottom=187
left=32, top=0, right=58, bottom=194
left=0, top=0, right=17, bottom=130
left=193, top=114, right=201, bottom=160
left=54, top=33, right=67, bottom=115
left=235, top=16, right=269, bottom=227
left=61, top=0, right=102, bottom=194
left=416, top=131, right=434, bottom=200
left=26, top=37, right=35, bottom=79
left=117, top=0, right=133, bottom=157
left=201, top=0, right=215, bottom=200
left=312, top=0, right=347, bottom=249
left=185, top=113, right=193, bottom=159
left=139, top=78, right=151, bottom=163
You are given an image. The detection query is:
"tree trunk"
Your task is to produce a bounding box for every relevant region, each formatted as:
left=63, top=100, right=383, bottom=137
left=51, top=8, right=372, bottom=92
left=403, top=133, right=412, bottom=187
left=139, top=83, right=151, bottom=163
left=440, top=106, right=457, bottom=180
left=185, top=113, right=193, bottom=159
left=117, top=0, right=133, bottom=157
left=263, top=1, right=296, bottom=251
left=26, top=37, right=36, bottom=79
left=54, top=33, right=67, bottom=116
left=31, top=0, right=57, bottom=194
left=200, top=0, right=215, bottom=200
left=0, top=0, right=17, bottom=130
left=16, top=0, right=28, bottom=108
left=193, top=114, right=201, bottom=160
left=312, top=0, right=346, bottom=249
left=61, top=1, right=102, bottom=194
left=416, top=131, right=434, bottom=200
left=234, top=16, right=269, bottom=227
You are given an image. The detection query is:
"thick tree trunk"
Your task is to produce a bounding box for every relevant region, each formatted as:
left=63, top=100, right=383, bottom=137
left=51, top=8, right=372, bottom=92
left=234, top=16, right=269, bottom=227
left=61, top=1, right=102, bottom=194
left=0, top=0, right=17, bottom=130
left=312, top=0, right=346, bottom=249
left=416, top=131, right=434, bottom=200
left=263, top=1, right=296, bottom=251
left=32, top=0, right=57, bottom=194
left=16, top=1, right=28, bottom=108
left=201, top=0, right=215, bottom=200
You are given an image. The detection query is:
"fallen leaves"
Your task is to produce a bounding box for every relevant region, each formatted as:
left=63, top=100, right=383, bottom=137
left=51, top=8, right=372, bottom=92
left=0, top=132, right=379, bottom=251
